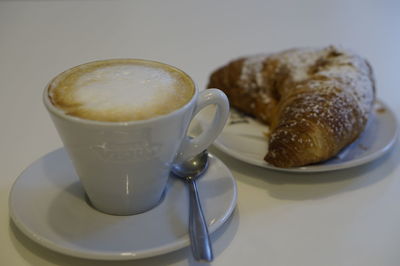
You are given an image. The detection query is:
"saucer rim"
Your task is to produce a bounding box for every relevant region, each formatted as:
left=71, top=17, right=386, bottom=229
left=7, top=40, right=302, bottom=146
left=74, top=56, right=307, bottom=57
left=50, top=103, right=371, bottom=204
left=209, top=99, right=398, bottom=173
left=9, top=149, right=238, bottom=260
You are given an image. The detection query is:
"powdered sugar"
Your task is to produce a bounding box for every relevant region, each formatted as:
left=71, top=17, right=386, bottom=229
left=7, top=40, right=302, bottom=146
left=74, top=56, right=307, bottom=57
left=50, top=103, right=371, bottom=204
left=271, top=47, right=323, bottom=81
left=239, top=54, right=268, bottom=90
left=239, top=46, right=374, bottom=125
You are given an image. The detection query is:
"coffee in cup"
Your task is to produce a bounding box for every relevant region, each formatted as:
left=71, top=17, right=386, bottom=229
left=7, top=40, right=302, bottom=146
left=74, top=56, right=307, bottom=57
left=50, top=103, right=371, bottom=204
left=48, top=59, right=195, bottom=122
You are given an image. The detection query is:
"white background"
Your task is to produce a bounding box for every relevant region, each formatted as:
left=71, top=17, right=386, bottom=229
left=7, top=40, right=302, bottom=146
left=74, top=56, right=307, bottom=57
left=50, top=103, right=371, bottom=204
left=1, top=0, right=400, bottom=265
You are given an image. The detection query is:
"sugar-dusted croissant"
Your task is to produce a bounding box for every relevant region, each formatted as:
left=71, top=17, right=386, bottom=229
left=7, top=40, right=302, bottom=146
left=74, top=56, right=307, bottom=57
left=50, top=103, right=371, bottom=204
left=208, top=46, right=376, bottom=167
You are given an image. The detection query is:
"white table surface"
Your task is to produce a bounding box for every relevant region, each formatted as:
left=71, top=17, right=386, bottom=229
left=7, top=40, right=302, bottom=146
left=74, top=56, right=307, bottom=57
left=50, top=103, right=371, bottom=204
left=1, top=0, right=400, bottom=265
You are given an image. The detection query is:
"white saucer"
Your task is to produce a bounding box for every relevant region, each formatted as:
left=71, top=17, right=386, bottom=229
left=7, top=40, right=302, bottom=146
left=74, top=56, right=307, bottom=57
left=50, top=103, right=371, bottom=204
left=9, top=148, right=237, bottom=260
left=194, top=100, right=398, bottom=173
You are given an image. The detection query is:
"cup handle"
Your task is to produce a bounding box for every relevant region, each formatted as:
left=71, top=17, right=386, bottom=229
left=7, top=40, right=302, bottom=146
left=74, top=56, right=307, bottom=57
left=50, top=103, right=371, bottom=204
left=175, top=89, right=229, bottom=163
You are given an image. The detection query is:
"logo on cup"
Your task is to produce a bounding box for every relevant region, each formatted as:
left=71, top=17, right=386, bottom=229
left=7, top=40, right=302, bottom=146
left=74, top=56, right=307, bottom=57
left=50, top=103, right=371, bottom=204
left=89, top=129, right=162, bottom=163
left=91, top=141, right=161, bottom=163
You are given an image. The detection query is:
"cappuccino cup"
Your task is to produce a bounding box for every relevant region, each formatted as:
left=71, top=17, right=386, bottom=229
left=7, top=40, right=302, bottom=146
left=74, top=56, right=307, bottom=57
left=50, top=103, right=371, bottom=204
left=43, top=59, right=229, bottom=215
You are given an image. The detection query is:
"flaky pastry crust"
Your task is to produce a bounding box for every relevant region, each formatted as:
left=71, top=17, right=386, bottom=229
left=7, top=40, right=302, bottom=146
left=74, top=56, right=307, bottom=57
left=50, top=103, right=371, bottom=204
left=208, top=46, right=375, bottom=167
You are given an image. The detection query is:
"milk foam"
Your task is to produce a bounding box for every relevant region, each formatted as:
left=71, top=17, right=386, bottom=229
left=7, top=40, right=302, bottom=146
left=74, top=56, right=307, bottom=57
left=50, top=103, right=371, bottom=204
left=48, top=60, right=194, bottom=122
left=75, top=65, right=176, bottom=109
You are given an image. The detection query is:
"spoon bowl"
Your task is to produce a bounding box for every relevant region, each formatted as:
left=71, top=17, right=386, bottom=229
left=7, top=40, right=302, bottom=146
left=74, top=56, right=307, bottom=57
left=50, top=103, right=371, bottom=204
left=171, top=150, right=209, bottom=180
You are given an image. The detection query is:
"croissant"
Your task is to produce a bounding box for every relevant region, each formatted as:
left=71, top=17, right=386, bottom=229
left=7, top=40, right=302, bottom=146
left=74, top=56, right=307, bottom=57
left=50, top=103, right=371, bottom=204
left=208, top=46, right=376, bottom=167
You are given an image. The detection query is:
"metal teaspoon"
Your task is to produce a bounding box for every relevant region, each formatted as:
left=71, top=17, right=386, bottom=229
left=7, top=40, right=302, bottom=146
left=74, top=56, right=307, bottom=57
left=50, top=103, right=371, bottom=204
left=171, top=150, right=213, bottom=262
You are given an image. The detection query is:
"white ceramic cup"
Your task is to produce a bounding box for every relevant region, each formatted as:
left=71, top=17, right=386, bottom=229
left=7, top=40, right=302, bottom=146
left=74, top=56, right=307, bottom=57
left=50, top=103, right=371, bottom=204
left=43, top=59, right=229, bottom=215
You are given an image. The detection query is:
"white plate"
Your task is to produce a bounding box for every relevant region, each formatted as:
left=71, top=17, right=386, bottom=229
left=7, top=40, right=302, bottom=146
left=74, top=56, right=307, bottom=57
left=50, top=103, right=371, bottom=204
left=194, top=100, right=398, bottom=173
left=9, top=148, right=237, bottom=260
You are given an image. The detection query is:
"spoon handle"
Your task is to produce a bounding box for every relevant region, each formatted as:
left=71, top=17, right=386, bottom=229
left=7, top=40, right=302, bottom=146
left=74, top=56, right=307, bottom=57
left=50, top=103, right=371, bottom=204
left=188, top=179, right=214, bottom=262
